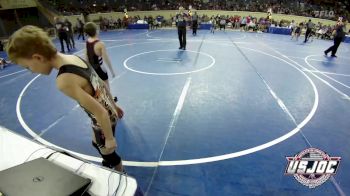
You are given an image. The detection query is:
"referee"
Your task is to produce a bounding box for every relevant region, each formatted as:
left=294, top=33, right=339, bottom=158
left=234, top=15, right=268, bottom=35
left=192, top=12, right=198, bottom=36
left=54, top=17, right=70, bottom=53
left=324, top=20, right=346, bottom=57
left=176, top=11, right=187, bottom=50
left=304, top=19, right=314, bottom=43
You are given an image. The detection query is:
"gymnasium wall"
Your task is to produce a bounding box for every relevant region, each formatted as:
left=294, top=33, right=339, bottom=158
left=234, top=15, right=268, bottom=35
left=0, top=0, right=36, bottom=10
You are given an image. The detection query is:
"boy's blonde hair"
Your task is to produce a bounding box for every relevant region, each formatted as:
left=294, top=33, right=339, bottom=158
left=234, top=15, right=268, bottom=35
left=5, top=25, right=57, bottom=63
left=84, top=22, right=98, bottom=37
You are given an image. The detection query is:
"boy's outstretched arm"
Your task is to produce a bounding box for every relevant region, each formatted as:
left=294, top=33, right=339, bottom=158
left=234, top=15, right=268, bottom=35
left=99, top=42, right=116, bottom=77
left=104, top=84, right=124, bottom=119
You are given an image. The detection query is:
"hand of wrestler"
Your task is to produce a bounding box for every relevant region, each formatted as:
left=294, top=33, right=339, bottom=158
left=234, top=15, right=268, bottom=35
left=105, top=138, right=117, bottom=152
left=116, top=106, right=124, bottom=119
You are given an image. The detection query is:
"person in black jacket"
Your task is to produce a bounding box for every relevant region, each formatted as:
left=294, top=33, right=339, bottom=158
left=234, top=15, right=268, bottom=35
left=176, top=11, right=187, bottom=50
left=324, top=20, right=346, bottom=57
left=77, top=18, right=85, bottom=41
left=55, top=17, right=70, bottom=53
left=64, top=18, right=75, bottom=49
left=192, top=12, right=198, bottom=36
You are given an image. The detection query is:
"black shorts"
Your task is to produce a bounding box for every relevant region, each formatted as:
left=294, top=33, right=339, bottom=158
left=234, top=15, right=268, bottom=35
left=95, top=66, right=108, bottom=81
left=240, top=24, right=246, bottom=27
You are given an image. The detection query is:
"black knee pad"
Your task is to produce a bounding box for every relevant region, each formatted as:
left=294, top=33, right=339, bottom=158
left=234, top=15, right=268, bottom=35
left=101, top=152, right=122, bottom=167
left=92, top=142, right=121, bottom=167
left=102, top=159, right=113, bottom=168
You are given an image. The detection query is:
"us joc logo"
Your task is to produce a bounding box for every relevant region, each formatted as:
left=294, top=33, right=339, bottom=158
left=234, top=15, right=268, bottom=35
left=285, top=148, right=341, bottom=188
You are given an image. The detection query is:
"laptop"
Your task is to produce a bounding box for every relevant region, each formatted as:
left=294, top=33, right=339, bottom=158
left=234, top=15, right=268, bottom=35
left=0, top=158, right=91, bottom=196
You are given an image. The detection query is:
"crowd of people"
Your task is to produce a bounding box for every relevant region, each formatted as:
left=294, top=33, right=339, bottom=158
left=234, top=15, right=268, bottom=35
left=36, top=0, right=349, bottom=43
left=1, top=1, right=348, bottom=72
left=98, top=15, right=167, bottom=30
left=41, top=0, right=349, bottom=22
left=95, top=11, right=347, bottom=43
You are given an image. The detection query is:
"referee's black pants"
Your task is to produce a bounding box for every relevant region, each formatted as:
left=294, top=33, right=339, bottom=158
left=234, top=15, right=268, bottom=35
left=178, top=27, right=186, bottom=49
left=325, top=37, right=342, bottom=56
left=304, top=29, right=312, bottom=42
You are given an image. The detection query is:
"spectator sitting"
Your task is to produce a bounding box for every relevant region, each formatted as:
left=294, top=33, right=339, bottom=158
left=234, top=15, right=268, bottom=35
left=234, top=16, right=241, bottom=29
left=136, top=19, right=147, bottom=24
left=316, top=26, right=327, bottom=39
left=247, top=19, right=256, bottom=31
left=324, top=26, right=333, bottom=39
left=153, top=19, right=159, bottom=29
left=117, top=18, right=122, bottom=28
left=0, top=58, right=11, bottom=70
left=219, top=17, right=226, bottom=30
left=240, top=17, right=247, bottom=31
left=289, top=20, right=296, bottom=34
